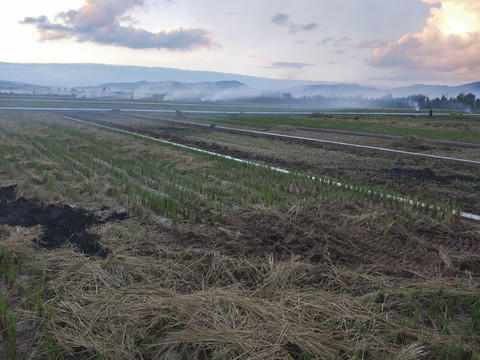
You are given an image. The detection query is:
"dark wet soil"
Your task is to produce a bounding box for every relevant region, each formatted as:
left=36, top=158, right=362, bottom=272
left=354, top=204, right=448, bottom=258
left=0, top=185, right=127, bottom=258
left=0, top=184, right=17, bottom=202
left=172, top=202, right=480, bottom=277
left=383, top=167, right=478, bottom=184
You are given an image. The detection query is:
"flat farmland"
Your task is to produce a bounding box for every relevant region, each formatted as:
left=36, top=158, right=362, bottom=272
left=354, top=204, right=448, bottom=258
left=0, top=105, right=480, bottom=359
left=62, top=109, right=480, bottom=214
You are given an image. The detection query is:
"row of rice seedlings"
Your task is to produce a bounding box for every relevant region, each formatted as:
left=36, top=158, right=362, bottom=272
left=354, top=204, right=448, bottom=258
left=60, top=115, right=393, bottom=214
left=91, top=157, right=185, bottom=221
left=5, top=116, right=464, bottom=225
left=37, top=134, right=138, bottom=203
left=0, top=146, right=5, bottom=165
left=33, top=120, right=210, bottom=221
left=214, top=157, right=394, bottom=217
left=8, top=137, right=63, bottom=193
left=0, top=294, right=18, bottom=360
left=288, top=171, right=464, bottom=221
left=134, top=114, right=470, bottom=219
left=74, top=130, right=306, bottom=220
left=92, top=155, right=205, bottom=220
left=4, top=142, right=30, bottom=180
left=0, top=144, right=13, bottom=179
left=1, top=123, right=57, bottom=180
left=0, top=120, right=102, bottom=200
left=60, top=117, right=315, bottom=210
left=30, top=135, right=92, bottom=178
left=149, top=136, right=461, bottom=221
left=53, top=122, right=245, bottom=218
left=136, top=122, right=464, bottom=221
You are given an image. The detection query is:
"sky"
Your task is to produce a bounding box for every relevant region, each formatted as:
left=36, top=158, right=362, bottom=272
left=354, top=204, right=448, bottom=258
left=1, top=0, right=480, bottom=87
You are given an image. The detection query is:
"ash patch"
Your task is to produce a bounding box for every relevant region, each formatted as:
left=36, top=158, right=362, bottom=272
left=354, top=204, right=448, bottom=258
left=0, top=185, right=127, bottom=258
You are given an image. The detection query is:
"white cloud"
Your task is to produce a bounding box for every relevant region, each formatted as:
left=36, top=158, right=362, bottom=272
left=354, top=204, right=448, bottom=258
left=20, top=0, right=217, bottom=50
left=370, top=0, right=480, bottom=79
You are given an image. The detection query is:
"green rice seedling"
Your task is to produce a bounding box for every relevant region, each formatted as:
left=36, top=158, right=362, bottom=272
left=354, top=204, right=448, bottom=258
left=54, top=169, right=66, bottom=182
left=0, top=295, right=18, bottom=360
left=441, top=341, right=473, bottom=360
left=42, top=172, right=55, bottom=191
left=466, top=300, right=480, bottom=338
left=428, top=285, right=444, bottom=318
left=0, top=247, right=18, bottom=287
left=42, top=338, right=64, bottom=360
left=0, top=146, right=6, bottom=165
left=355, top=347, right=371, bottom=359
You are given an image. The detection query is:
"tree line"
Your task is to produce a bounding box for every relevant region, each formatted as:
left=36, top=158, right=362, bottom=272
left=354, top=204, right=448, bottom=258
left=240, top=92, right=480, bottom=111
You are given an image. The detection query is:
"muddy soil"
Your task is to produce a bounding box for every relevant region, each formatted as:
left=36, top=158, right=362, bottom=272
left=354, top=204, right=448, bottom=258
left=388, top=136, right=435, bottom=151
left=0, top=185, right=127, bottom=258
left=174, top=202, right=480, bottom=278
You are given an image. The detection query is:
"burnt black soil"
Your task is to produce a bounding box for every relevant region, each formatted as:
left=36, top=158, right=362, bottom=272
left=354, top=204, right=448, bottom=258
left=0, top=185, right=127, bottom=258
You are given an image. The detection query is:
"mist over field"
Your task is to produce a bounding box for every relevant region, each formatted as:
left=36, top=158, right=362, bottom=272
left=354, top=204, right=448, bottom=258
left=1, top=62, right=479, bottom=111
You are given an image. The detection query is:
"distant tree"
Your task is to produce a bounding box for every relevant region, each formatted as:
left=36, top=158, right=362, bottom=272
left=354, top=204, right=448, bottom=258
left=281, top=92, right=293, bottom=102
left=465, top=93, right=476, bottom=109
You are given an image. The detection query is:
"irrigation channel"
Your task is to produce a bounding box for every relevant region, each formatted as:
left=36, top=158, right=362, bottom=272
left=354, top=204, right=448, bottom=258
left=61, top=115, right=480, bottom=222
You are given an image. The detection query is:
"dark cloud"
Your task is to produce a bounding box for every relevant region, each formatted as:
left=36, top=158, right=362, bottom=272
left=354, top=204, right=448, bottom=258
left=300, top=23, right=318, bottom=31
left=20, top=0, right=217, bottom=50
left=320, top=37, right=335, bottom=45
left=21, top=16, right=48, bottom=25
left=269, top=62, right=314, bottom=69
left=270, top=12, right=318, bottom=34
left=271, top=13, right=289, bottom=26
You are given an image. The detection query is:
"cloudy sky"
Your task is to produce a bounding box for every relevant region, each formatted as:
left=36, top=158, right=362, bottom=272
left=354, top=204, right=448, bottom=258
left=2, top=0, right=480, bottom=86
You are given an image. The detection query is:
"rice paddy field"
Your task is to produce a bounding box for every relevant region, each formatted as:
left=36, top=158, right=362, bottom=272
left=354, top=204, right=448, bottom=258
left=0, top=98, right=479, bottom=359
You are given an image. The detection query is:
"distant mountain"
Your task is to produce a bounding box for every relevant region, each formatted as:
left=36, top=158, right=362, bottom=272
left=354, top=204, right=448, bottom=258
left=455, top=82, right=480, bottom=96
left=0, top=80, right=22, bottom=88
left=284, top=82, right=480, bottom=99
left=0, top=62, right=479, bottom=102
left=389, top=82, right=480, bottom=98
left=0, top=62, right=326, bottom=90
left=0, top=80, right=46, bottom=90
